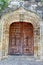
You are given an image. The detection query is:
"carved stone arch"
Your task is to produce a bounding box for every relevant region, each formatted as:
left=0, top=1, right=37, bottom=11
left=1, top=7, right=41, bottom=59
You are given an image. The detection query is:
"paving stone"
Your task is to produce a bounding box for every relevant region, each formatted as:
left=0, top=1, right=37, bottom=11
left=0, top=56, right=43, bottom=65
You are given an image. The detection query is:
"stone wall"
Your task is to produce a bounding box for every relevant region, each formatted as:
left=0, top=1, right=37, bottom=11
left=40, top=22, right=43, bottom=60
left=0, top=7, right=42, bottom=60
left=0, top=22, right=2, bottom=59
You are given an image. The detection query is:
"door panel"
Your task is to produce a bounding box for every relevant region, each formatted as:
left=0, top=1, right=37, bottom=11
left=8, top=22, right=34, bottom=55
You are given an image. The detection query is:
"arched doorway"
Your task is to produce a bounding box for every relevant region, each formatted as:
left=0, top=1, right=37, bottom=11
left=8, top=22, right=34, bottom=56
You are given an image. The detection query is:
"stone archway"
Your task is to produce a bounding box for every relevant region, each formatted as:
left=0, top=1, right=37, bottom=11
left=1, top=7, right=41, bottom=59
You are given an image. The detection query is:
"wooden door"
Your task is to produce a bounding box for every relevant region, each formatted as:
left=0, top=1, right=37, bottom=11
left=8, top=22, right=34, bottom=55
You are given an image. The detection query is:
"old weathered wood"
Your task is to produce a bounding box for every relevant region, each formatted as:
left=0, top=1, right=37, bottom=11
left=8, top=22, right=34, bottom=55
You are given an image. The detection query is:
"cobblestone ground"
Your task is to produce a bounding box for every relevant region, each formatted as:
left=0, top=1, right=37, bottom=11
left=0, top=56, right=43, bottom=65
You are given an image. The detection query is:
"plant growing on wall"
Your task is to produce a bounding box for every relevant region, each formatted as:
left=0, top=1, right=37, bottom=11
left=0, top=0, right=10, bottom=14
left=41, top=0, right=43, bottom=2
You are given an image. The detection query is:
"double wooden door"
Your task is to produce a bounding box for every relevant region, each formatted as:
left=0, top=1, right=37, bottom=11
left=8, top=22, right=34, bottom=55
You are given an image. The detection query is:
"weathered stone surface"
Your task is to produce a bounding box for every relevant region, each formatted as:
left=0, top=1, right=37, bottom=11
left=0, top=7, right=42, bottom=60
